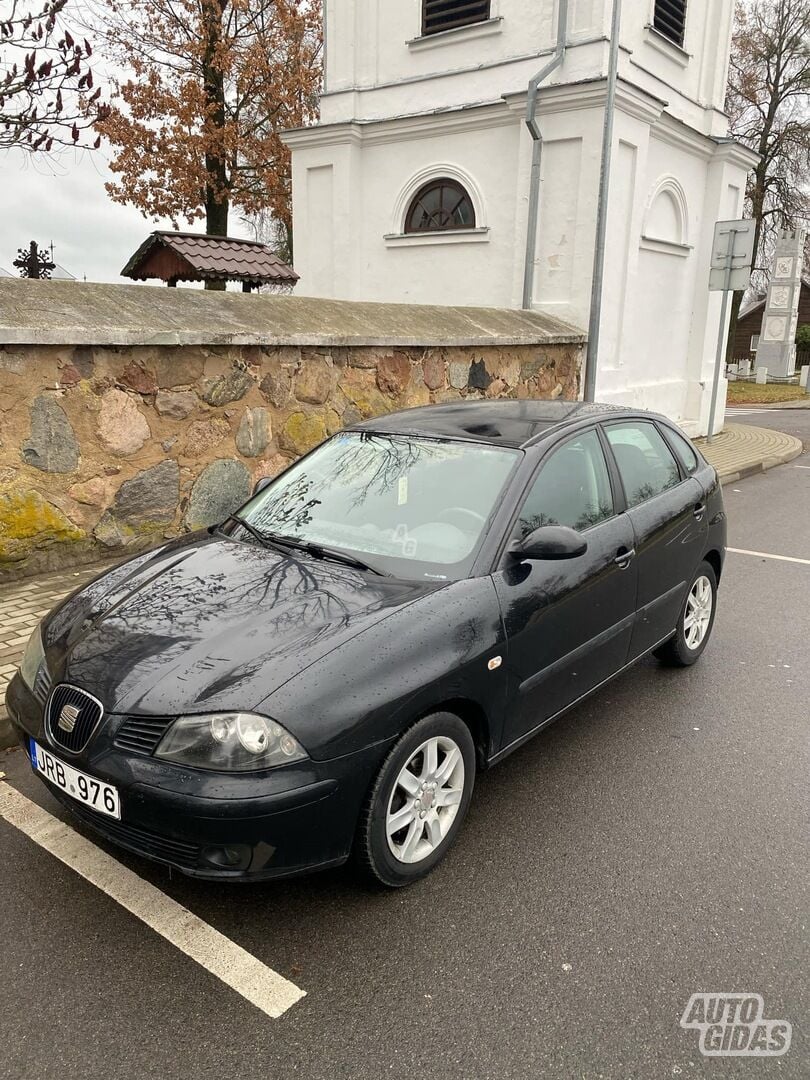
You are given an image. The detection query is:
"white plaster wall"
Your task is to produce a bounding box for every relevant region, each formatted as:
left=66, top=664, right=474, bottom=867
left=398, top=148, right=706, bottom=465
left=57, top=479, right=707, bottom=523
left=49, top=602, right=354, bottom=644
left=289, top=112, right=523, bottom=305
left=289, top=0, right=754, bottom=433
left=322, top=0, right=735, bottom=136
left=325, top=0, right=608, bottom=97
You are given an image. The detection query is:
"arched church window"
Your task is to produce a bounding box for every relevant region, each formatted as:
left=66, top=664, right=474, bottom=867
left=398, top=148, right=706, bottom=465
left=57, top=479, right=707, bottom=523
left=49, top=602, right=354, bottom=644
left=404, top=179, right=476, bottom=233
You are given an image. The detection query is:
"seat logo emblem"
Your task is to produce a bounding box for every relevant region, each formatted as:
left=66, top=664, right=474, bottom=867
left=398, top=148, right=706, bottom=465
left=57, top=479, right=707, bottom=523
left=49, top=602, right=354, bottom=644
left=57, top=703, right=81, bottom=733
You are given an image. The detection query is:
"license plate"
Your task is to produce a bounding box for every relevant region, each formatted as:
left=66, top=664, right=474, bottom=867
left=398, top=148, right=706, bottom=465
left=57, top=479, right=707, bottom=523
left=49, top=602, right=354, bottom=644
left=31, top=741, right=121, bottom=820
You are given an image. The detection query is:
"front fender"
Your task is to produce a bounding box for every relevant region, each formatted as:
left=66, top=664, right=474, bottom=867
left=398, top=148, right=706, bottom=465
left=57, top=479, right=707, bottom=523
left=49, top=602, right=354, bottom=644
left=261, top=576, right=507, bottom=760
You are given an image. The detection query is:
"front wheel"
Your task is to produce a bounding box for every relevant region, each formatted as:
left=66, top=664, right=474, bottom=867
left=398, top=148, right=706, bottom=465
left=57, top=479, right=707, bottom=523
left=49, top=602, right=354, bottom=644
left=354, top=712, right=476, bottom=887
left=654, top=561, right=718, bottom=667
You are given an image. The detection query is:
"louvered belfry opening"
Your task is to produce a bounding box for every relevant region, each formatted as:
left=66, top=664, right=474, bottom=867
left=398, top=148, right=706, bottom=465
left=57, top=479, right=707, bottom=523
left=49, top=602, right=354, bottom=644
left=422, top=0, right=490, bottom=36
left=653, top=0, right=687, bottom=46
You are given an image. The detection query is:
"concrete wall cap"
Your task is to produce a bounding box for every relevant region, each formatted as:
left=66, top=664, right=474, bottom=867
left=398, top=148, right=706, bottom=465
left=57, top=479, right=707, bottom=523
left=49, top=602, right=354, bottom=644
left=0, top=279, right=586, bottom=348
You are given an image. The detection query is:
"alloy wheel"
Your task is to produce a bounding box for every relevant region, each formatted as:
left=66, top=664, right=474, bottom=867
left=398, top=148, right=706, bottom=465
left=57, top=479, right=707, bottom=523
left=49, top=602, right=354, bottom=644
left=385, top=736, right=465, bottom=864
left=684, top=575, right=713, bottom=650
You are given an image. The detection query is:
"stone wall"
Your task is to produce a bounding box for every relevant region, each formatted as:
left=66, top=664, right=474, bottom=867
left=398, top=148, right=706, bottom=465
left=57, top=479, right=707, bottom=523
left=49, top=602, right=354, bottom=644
left=0, top=340, right=581, bottom=580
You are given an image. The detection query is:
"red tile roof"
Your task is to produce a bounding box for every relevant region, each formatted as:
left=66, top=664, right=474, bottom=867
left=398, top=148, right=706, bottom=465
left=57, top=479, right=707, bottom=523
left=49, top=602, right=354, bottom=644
left=121, top=231, right=299, bottom=285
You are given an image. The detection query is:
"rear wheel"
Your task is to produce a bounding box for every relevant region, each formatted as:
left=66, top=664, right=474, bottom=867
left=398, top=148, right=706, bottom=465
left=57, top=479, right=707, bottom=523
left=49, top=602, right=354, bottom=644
left=655, top=560, right=717, bottom=667
left=355, top=712, right=475, bottom=887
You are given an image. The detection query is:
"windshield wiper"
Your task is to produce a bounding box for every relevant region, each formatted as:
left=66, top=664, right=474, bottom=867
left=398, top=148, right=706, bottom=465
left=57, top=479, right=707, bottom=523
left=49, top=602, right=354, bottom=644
left=222, top=514, right=281, bottom=551
left=224, top=517, right=389, bottom=576
left=263, top=533, right=389, bottom=577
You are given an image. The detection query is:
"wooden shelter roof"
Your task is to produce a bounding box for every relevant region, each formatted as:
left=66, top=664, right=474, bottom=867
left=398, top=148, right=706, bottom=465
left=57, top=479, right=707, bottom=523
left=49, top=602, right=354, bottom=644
left=121, top=231, right=299, bottom=286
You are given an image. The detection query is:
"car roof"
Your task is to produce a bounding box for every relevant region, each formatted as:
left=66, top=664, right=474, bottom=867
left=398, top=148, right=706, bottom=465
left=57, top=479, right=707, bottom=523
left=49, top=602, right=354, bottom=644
left=351, top=400, right=643, bottom=449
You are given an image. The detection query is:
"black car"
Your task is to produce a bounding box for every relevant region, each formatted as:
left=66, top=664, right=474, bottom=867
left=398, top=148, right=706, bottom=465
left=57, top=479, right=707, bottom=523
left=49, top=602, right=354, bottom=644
left=8, top=401, right=725, bottom=887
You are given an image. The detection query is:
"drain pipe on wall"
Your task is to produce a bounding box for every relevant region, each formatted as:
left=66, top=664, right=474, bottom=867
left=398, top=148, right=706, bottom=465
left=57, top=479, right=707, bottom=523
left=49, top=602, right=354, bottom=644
left=582, top=0, right=622, bottom=402
left=521, top=0, right=569, bottom=310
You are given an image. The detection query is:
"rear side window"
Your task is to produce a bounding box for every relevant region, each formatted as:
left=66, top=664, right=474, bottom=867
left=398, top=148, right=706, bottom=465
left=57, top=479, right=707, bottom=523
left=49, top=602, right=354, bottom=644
left=605, top=422, right=681, bottom=508
left=664, top=426, right=699, bottom=474
left=516, top=429, right=614, bottom=536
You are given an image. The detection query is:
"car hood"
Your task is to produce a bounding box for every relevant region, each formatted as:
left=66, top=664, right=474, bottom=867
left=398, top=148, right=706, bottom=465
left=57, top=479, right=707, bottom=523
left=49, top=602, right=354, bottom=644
left=44, top=533, right=436, bottom=716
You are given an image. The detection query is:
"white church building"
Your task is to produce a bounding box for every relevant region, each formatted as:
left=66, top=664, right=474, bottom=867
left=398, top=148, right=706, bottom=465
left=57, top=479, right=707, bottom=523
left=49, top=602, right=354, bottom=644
left=282, top=0, right=758, bottom=434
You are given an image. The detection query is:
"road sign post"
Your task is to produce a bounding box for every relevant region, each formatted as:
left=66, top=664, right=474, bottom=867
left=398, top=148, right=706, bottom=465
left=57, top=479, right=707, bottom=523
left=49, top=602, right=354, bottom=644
left=707, top=219, right=755, bottom=443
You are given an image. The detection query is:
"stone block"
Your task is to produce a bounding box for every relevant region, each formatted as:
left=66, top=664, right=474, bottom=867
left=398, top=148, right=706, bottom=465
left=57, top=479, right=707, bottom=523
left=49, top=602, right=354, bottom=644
left=278, top=412, right=328, bottom=456
left=185, top=459, right=252, bottom=529
left=22, top=396, right=80, bottom=473
left=294, top=356, right=333, bottom=405
left=235, top=407, right=271, bottom=457
left=97, top=388, right=151, bottom=455
left=199, top=367, right=253, bottom=406
left=422, top=354, right=445, bottom=390
left=181, top=417, right=230, bottom=455
left=377, top=353, right=412, bottom=396
left=155, top=390, right=197, bottom=419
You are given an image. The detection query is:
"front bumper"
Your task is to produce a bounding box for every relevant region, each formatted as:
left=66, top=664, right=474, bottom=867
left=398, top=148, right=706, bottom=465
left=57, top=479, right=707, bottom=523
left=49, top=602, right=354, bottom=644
left=6, top=673, right=388, bottom=880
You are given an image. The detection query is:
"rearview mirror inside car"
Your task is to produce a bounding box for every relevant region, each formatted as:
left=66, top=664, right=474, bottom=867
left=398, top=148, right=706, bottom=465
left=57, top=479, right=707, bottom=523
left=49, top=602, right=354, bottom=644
left=253, top=476, right=273, bottom=495
left=509, top=525, right=587, bottom=561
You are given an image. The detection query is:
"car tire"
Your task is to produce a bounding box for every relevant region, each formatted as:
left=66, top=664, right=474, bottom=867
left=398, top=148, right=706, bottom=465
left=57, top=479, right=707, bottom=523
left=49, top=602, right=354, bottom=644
left=354, top=712, right=476, bottom=888
left=654, top=560, right=718, bottom=668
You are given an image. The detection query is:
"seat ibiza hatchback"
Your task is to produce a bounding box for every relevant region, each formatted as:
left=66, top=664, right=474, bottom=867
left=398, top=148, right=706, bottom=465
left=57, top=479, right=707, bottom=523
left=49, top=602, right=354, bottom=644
left=9, top=401, right=725, bottom=886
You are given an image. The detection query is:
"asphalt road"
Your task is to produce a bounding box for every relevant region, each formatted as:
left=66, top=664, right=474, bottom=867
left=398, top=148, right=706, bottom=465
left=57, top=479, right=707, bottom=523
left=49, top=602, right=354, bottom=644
left=1, top=412, right=808, bottom=1080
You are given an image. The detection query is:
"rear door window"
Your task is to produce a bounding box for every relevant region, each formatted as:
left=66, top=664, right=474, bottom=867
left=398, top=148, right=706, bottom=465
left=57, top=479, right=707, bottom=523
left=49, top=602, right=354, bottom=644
left=605, top=422, right=681, bottom=508
left=663, top=426, right=699, bottom=475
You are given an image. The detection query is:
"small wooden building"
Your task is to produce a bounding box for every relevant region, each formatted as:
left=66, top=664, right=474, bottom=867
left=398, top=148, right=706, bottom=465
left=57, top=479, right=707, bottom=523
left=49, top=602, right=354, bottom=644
left=121, top=231, right=299, bottom=292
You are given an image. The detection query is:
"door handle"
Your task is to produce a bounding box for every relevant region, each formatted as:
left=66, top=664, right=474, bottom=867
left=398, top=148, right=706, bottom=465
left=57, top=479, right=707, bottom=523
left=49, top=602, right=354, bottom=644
left=614, top=548, right=635, bottom=569
left=693, top=503, right=706, bottom=520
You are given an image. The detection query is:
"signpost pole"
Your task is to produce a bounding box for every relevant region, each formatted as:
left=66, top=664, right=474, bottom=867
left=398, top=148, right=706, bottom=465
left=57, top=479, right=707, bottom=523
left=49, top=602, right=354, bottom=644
left=706, top=226, right=737, bottom=444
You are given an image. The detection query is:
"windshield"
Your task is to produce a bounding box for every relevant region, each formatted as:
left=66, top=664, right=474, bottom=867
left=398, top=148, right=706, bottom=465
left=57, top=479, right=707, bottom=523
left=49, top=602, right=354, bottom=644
left=232, top=431, right=520, bottom=580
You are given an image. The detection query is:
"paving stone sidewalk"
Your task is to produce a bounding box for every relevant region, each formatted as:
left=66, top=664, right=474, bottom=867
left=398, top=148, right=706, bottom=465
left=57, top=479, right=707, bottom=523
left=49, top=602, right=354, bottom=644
left=696, top=421, right=803, bottom=484
left=0, top=421, right=804, bottom=748
left=0, top=563, right=115, bottom=745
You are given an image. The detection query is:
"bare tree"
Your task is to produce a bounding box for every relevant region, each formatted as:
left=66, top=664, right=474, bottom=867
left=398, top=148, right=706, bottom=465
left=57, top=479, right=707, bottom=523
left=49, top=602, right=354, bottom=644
left=0, top=0, right=106, bottom=149
left=725, top=0, right=810, bottom=357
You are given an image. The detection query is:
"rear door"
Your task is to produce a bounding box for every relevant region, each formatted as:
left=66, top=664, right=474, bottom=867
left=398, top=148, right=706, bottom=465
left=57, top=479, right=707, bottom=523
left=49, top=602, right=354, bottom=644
left=602, top=419, right=708, bottom=660
left=493, top=426, right=637, bottom=750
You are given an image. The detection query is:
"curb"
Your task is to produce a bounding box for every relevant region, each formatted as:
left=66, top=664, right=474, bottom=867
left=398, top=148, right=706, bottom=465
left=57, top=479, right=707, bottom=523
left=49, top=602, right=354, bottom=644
left=716, top=439, right=804, bottom=485
left=0, top=710, right=16, bottom=752
left=728, top=399, right=810, bottom=410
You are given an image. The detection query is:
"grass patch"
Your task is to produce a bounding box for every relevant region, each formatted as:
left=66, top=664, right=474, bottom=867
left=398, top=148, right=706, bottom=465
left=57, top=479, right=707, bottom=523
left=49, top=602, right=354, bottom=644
left=727, top=381, right=806, bottom=404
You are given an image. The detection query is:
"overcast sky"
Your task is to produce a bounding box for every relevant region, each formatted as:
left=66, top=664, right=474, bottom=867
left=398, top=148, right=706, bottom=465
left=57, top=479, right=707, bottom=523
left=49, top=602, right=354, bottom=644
left=0, top=146, right=252, bottom=283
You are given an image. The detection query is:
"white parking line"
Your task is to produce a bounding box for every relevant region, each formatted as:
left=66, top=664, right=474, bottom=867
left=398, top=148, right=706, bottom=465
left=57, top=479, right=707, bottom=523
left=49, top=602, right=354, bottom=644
left=727, top=547, right=810, bottom=566
left=0, top=780, right=306, bottom=1019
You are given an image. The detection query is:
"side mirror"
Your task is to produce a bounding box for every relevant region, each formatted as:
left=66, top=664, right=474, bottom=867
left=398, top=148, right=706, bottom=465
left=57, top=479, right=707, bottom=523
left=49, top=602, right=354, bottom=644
left=252, top=476, right=272, bottom=496
left=509, top=525, right=587, bottom=561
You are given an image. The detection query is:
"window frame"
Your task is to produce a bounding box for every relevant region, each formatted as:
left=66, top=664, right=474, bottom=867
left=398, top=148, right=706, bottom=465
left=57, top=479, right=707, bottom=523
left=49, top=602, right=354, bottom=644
left=601, top=419, right=687, bottom=510
left=506, top=426, right=620, bottom=546
left=422, top=0, right=491, bottom=38
left=404, top=178, right=477, bottom=235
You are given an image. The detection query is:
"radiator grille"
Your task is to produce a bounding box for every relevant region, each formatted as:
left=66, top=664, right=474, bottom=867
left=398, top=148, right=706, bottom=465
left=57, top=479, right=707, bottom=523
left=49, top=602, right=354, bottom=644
left=46, top=684, right=103, bottom=753
left=114, top=716, right=174, bottom=756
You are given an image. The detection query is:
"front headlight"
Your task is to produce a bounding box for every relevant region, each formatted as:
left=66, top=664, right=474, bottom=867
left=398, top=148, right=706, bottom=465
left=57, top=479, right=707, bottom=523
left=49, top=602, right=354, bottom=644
left=154, top=712, right=307, bottom=771
left=19, top=624, right=45, bottom=691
